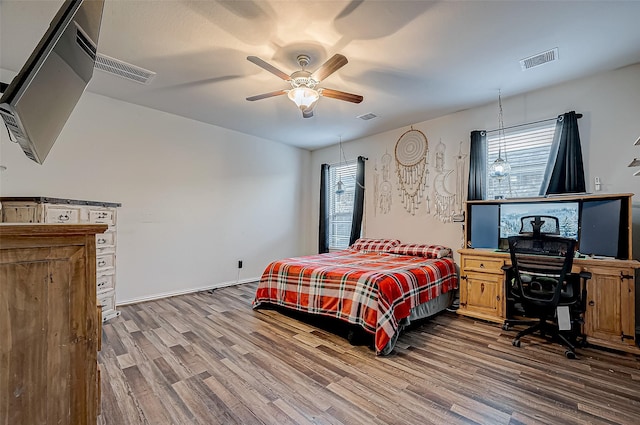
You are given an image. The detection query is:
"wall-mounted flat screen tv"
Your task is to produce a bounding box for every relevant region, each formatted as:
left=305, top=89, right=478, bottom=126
left=0, top=0, right=105, bottom=164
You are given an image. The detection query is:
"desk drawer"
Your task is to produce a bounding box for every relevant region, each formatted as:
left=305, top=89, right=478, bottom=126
left=462, top=257, right=504, bottom=273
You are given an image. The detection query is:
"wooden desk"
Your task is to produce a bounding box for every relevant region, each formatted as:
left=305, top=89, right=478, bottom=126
left=458, top=248, right=640, bottom=354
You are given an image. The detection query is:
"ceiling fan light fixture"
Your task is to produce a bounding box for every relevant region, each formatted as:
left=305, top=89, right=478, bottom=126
left=287, top=86, right=319, bottom=110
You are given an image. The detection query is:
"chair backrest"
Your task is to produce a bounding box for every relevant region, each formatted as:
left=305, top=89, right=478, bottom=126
left=507, top=235, right=576, bottom=308
left=519, top=215, right=560, bottom=237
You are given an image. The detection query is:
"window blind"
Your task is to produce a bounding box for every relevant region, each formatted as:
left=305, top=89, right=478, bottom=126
left=487, top=121, right=556, bottom=199
left=328, top=160, right=357, bottom=249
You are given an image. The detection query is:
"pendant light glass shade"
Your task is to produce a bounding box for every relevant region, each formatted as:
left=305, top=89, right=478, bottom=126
left=489, top=156, right=511, bottom=180
left=491, top=90, right=511, bottom=181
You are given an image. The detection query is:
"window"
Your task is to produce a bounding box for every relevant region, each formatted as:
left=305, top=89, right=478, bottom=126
left=486, top=121, right=556, bottom=199
left=328, top=160, right=357, bottom=249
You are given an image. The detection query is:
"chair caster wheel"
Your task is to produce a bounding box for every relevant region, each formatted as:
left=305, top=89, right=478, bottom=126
left=502, top=324, right=510, bottom=331
left=512, top=339, right=521, bottom=347
left=565, top=350, right=576, bottom=359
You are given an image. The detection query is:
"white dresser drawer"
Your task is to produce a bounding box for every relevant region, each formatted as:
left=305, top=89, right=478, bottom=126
left=98, top=291, right=119, bottom=322
left=96, top=273, right=115, bottom=294
left=98, top=292, right=115, bottom=311
left=44, top=206, right=81, bottom=224
left=96, top=253, right=115, bottom=272
left=96, top=231, right=115, bottom=249
left=88, top=208, right=116, bottom=226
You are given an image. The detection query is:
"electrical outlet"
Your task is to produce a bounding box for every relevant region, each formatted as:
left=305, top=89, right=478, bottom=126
left=238, top=260, right=243, bottom=269
left=594, top=176, right=601, bottom=191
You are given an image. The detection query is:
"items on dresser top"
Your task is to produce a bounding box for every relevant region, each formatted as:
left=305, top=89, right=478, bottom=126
left=0, top=196, right=121, bottom=322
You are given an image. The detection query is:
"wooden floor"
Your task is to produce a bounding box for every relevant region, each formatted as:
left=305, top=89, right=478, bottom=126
left=98, top=282, right=640, bottom=425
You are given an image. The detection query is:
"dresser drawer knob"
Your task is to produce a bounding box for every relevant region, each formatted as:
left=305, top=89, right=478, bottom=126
left=98, top=260, right=106, bottom=267
left=97, top=238, right=106, bottom=244
left=58, top=214, right=69, bottom=222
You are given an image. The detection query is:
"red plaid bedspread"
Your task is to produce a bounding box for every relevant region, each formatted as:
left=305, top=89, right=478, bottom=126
left=252, top=250, right=458, bottom=354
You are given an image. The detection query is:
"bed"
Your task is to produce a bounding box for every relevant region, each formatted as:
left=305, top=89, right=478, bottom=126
left=252, top=239, right=458, bottom=355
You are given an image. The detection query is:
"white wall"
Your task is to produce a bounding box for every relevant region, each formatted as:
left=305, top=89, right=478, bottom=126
left=309, top=64, right=640, bottom=261
left=0, top=91, right=312, bottom=304
left=2, top=63, right=637, bottom=304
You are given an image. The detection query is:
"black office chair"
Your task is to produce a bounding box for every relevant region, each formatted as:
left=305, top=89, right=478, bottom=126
left=519, top=215, right=560, bottom=236
left=502, top=234, right=589, bottom=359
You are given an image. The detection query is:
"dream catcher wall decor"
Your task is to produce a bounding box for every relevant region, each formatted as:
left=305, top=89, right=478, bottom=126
left=395, top=127, right=429, bottom=215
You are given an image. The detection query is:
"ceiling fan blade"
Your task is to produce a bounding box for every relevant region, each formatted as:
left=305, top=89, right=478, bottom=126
left=320, top=88, right=363, bottom=104
left=247, top=56, right=291, bottom=81
left=311, top=54, right=348, bottom=82
left=246, top=90, right=287, bottom=101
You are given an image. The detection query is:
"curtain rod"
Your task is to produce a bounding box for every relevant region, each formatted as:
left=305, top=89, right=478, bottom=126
left=487, top=113, right=582, bottom=134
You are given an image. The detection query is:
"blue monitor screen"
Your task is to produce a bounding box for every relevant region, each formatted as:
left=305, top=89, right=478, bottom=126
left=500, top=202, right=579, bottom=240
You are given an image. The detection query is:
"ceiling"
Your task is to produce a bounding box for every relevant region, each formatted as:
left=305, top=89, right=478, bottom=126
left=2, top=1, right=640, bottom=151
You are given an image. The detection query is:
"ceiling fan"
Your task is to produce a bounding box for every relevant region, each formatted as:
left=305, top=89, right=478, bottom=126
left=246, top=53, right=363, bottom=118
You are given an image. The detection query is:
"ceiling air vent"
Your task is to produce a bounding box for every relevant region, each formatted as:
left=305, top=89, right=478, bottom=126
left=520, top=48, right=558, bottom=71
left=357, top=113, right=377, bottom=121
left=94, top=53, right=156, bottom=85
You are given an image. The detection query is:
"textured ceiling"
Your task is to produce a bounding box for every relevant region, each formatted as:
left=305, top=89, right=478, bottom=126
left=2, top=0, right=640, bottom=150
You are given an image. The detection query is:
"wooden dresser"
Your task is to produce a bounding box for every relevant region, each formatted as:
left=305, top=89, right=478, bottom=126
left=0, top=223, right=107, bottom=424
left=0, top=197, right=121, bottom=322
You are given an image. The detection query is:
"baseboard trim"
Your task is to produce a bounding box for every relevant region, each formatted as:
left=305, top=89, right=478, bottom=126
left=116, top=277, right=260, bottom=306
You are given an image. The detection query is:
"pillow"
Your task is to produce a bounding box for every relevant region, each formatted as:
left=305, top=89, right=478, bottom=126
left=387, top=243, right=452, bottom=259
left=349, top=238, right=401, bottom=253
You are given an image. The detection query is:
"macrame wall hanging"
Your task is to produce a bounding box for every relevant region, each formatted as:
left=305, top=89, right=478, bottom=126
left=433, top=140, right=456, bottom=222
left=395, top=127, right=429, bottom=215
left=378, top=151, right=393, bottom=214
left=373, top=160, right=379, bottom=217
left=432, top=140, right=469, bottom=223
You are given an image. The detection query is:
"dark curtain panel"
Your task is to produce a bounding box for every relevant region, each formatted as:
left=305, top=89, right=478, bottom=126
left=539, top=111, right=586, bottom=195
left=318, top=163, right=330, bottom=253
left=467, top=130, right=487, bottom=200
left=349, top=156, right=366, bottom=246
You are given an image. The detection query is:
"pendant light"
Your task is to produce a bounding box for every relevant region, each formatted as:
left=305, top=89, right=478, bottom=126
left=489, top=90, right=511, bottom=181
left=336, top=136, right=345, bottom=196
